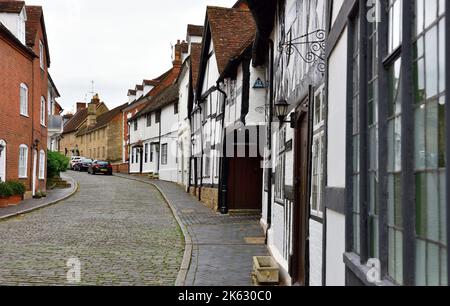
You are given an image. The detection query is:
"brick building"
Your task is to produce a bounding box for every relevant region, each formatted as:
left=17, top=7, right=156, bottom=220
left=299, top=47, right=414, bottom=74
left=59, top=96, right=109, bottom=158
left=76, top=101, right=127, bottom=163
left=0, top=1, right=53, bottom=198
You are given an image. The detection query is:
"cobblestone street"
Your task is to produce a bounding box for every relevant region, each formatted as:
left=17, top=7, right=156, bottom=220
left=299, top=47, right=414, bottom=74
left=0, top=171, right=184, bottom=286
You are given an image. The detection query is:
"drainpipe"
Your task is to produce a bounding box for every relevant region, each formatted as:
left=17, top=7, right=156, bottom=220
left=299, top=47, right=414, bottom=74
left=266, top=39, right=274, bottom=232
left=217, top=82, right=228, bottom=215
left=157, top=112, right=161, bottom=175
left=31, top=58, right=36, bottom=196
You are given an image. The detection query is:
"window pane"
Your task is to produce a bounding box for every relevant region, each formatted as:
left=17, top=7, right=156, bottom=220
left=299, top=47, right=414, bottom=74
left=415, top=106, right=426, bottom=169
left=439, top=0, right=445, bottom=15
left=426, top=101, right=439, bottom=168
left=427, top=243, right=440, bottom=286
left=414, top=58, right=426, bottom=104
left=438, top=18, right=445, bottom=94
left=425, top=26, right=439, bottom=98
left=416, top=0, right=424, bottom=34
left=416, top=239, right=427, bottom=286
left=425, top=0, right=437, bottom=28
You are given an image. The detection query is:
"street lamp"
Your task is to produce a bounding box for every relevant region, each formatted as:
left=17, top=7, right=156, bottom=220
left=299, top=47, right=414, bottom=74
left=275, top=98, right=295, bottom=128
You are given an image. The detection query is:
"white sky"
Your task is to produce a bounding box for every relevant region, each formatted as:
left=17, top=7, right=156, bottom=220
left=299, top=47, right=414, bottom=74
left=25, top=0, right=237, bottom=113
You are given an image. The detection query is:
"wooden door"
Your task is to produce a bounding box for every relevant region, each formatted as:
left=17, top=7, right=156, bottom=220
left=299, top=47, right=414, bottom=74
left=292, top=107, right=310, bottom=285
left=227, top=156, right=263, bottom=210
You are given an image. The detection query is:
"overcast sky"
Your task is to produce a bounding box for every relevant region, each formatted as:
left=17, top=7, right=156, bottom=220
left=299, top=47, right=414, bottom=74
left=25, top=0, right=236, bottom=113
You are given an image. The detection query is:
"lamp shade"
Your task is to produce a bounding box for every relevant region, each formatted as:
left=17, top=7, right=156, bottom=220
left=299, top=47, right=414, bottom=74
left=275, top=98, right=290, bottom=119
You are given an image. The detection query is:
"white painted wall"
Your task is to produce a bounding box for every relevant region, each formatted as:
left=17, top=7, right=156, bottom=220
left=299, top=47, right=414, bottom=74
left=0, top=8, right=26, bottom=44
left=177, top=64, right=191, bottom=188
left=324, top=15, right=349, bottom=287
left=159, top=102, right=179, bottom=182
left=327, top=28, right=348, bottom=189
left=325, top=209, right=346, bottom=286
left=143, top=85, right=154, bottom=96
left=309, top=219, right=323, bottom=286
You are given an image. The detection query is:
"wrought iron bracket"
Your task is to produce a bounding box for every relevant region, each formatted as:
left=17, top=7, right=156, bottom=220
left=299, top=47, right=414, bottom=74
left=278, top=29, right=326, bottom=73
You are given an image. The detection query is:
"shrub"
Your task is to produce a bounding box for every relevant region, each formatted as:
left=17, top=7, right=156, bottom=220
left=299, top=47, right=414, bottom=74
left=7, top=181, right=26, bottom=196
left=47, top=151, right=70, bottom=179
left=0, top=182, right=13, bottom=198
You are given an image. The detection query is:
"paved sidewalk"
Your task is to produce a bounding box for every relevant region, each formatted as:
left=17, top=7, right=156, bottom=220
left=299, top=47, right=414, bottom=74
left=0, top=173, right=78, bottom=220
left=115, top=173, right=269, bottom=286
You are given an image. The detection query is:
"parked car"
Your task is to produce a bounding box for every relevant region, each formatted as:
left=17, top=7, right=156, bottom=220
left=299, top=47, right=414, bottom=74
left=70, top=156, right=84, bottom=170
left=74, top=159, right=93, bottom=172
left=88, top=161, right=113, bottom=175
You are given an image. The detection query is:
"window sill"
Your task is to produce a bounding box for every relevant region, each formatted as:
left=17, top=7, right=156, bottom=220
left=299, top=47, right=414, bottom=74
left=343, top=253, right=397, bottom=287
left=20, top=114, right=29, bottom=118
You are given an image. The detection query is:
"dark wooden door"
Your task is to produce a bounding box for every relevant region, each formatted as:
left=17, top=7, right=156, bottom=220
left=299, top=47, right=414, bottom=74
left=292, top=108, right=310, bottom=285
left=227, top=156, right=263, bottom=210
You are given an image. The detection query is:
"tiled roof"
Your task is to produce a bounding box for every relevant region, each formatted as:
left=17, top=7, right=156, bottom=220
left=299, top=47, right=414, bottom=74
left=206, top=6, right=256, bottom=75
left=0, top=0, right=25, bottom=13
left=190, top=43, right=202, bottom=89
left=187, top=24, right=204, bottom=38
left=76, top=103, right=128, bottom=136
left=62, top=108, right=88, bottom=135
left=143, top=79, right=159, bottom=86
left=135, top=82, right=179, bottom=119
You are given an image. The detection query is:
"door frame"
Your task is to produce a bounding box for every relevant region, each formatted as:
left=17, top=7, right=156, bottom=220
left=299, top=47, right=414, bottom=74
left=291, top=93, right=313, bottom=285
left=32, top=149, right=37, bottom=197
left=0, top=139, right=6, bottom=182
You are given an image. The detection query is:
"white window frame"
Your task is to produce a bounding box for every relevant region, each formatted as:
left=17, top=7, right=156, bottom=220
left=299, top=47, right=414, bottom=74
left=20, top=83, right=28, bottom=116
left=39, top=41, right=44, bottom=70
left=19, top=144, right=28, bottom=178
left=313, top=85, right=325, bottom=131
left=310, top=131, right=325, bottom=218
left=39, top=150, right=45, bottom=180
left=40, top=96, right=46, bottom=126
left=161, top=144, right=168, bottom=165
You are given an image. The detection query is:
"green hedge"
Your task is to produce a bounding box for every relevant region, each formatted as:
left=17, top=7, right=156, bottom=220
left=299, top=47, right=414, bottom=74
left=0, top=181, right=26, bottom=198
left=47, top=151, right=70, bottom=179
left=7, top=181, right=26, bottom=196
left=0, top=182, right=13, bottom=198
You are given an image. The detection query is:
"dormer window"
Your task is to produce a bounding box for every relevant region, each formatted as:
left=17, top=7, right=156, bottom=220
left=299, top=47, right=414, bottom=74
left=39, top=41, right=44, bottom=70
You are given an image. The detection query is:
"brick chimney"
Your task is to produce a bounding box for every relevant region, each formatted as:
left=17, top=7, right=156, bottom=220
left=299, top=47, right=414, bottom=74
left=76, top=102, right=86, bottom=113
left=87, top=94, right=100, bottom=126
left=173, top=40, right=185, bottom=67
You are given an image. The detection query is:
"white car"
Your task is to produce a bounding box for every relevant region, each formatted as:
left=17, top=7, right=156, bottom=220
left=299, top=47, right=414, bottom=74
left=70, top=156, right=84, bottom=170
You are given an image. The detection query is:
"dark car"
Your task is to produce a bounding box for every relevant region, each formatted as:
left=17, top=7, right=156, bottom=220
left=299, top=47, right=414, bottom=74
left=88, top=161, right=113, bottom=175
left=74, top=159, right=93, bottom=172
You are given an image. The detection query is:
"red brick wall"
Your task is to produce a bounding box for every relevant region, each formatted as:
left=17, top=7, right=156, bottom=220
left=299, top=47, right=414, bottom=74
left=111, top=163, right=129, bottom=174
left=0, top=20, right=49, bottom=194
